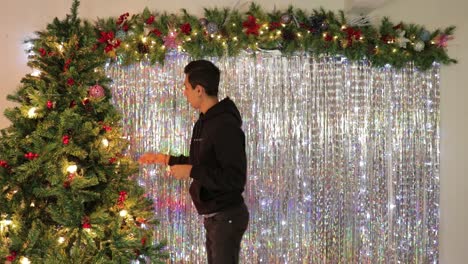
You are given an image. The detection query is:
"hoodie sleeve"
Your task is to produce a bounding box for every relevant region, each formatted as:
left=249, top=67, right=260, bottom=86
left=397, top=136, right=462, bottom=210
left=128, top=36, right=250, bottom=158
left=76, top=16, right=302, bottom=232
left=190, top=123, right=246, bottom=191
left=168, top=155, right=189, bottom=165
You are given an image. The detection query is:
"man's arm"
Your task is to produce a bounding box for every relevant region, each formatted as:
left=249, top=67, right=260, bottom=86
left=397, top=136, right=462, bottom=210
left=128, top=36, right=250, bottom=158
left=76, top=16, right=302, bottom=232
left=138, top=153, right=189, bottom=165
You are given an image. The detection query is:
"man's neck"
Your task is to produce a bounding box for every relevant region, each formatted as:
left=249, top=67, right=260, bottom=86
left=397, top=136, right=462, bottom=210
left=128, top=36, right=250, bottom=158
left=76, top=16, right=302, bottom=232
left=200, top=96, right=219, bottom=114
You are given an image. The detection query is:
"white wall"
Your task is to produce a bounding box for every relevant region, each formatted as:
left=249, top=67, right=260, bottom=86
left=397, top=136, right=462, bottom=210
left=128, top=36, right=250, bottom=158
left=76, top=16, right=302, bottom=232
left=2, top=0, right=467, bottom=262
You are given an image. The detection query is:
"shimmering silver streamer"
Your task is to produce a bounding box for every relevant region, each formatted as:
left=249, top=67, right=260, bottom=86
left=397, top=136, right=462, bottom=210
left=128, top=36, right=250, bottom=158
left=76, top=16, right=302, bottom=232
left=107, top=53, right=440, bottom=263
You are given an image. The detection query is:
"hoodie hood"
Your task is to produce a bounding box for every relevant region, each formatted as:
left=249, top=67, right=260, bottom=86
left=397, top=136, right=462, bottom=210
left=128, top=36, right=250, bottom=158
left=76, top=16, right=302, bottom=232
left=200, top=97, right=242, bottom=127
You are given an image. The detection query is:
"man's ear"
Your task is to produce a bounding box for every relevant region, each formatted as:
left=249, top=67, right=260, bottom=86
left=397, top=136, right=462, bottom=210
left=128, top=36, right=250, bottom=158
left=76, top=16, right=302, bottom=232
left=195, top=84, right=204, bottom=95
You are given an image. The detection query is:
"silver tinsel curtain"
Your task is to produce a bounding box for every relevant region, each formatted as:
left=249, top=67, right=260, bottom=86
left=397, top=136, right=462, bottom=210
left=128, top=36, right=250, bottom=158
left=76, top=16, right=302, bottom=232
left=106, top=52, right=440, bottom=263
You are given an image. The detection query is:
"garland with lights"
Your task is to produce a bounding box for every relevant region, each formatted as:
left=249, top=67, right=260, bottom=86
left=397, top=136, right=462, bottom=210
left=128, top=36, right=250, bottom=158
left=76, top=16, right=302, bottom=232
left=90, top=3, right=455, bottom=70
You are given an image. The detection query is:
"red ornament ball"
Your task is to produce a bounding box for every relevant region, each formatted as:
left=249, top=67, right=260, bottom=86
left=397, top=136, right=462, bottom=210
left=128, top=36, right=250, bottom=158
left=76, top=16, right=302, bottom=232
left=88, top=85, right=105, bottom=98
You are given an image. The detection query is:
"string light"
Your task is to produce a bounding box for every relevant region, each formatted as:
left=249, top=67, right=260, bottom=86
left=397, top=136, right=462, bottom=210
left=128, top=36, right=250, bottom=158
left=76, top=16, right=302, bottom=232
left=0, top=219, right=13, bottom=233
left=57, top=43, right=64, bottom=52
left=27, top=107, right=38, bottom=118
left=119, top=210, right=128, bottom=217
left=0, top=219, right=12, bottom=226
left=66, top=164, right=77, bottom=174
left=19, top=257, right=31, bottom=264
left=102, top=138, right=109, bottom=147
left=58, top=237, right=65, bottom=244
left=31, top=69, right=41, bottom=77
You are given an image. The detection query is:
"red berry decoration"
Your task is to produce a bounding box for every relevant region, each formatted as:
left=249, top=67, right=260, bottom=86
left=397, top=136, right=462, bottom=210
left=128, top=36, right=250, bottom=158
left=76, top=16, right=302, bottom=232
left=118, top=191, right=127, bottom=208
left=6, top=251, right=17, bottom=261
left=67, top=78, right=75, bottom=86
left=25, top=152, right=39, bottom=160
left=82, top=216, right=92, bottom=229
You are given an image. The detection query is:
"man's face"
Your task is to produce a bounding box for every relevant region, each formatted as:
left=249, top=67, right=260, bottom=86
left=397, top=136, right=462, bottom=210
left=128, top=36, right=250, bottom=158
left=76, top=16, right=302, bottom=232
left=183, top=74, right=201, bottom=110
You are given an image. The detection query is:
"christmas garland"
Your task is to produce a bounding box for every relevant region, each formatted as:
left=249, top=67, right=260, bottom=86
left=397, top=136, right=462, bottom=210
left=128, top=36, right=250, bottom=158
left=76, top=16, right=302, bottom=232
left=90, top=3, right=455, bottom=70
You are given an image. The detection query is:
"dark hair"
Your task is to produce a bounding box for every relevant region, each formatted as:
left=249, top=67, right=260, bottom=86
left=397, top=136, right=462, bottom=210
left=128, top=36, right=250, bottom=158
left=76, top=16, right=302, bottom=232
left=184, top=60, right=220, bottom=96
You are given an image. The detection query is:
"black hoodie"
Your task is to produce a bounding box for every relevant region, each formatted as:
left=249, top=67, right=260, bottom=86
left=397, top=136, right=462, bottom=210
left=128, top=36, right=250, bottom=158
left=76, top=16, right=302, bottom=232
left=168, top=97, right=247, bottom=214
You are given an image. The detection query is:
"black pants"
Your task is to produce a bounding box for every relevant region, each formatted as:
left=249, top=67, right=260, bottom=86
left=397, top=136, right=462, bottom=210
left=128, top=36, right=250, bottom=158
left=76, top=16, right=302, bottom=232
left=203, top=203, right=249, bottom=264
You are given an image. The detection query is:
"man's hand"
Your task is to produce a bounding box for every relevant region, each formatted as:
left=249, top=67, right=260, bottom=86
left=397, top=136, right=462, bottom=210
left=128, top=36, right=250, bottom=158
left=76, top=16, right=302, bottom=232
left=169, top=165, right=192, bottom=180
left=138, top=153, right=169, bottom=165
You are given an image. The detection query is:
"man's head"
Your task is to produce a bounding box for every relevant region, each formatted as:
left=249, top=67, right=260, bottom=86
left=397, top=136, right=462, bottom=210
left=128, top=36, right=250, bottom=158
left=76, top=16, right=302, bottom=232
left=184, top=60, right=220, bottom=97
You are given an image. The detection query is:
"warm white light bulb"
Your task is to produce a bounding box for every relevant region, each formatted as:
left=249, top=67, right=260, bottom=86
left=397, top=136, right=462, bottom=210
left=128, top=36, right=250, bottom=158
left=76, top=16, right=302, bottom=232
left=30, top=202, right=35, bottom=207
left=27, top=107, right=38, bottom=118
left=119, top=210, right=128, bottom=217
left=102, top=138, right=109, bottom=147
left=31, top=69, right=41, bottom=77
left=58, top=237, right=65, bottom=244
left=66, top=165, right=77, bottom=174
left=19, top=257, right=31, bottom=264
left=1, top=219, right=12, bottom=226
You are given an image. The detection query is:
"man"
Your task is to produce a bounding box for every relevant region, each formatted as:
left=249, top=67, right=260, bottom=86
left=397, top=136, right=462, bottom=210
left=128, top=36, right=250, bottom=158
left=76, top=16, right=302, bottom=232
left=139, top=60, right=249, bottom=264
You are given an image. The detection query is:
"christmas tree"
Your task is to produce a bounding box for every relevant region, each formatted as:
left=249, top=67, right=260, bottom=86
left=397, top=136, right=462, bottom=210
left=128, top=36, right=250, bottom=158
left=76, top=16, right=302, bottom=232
left=0, top=1, right=167, bottom=263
